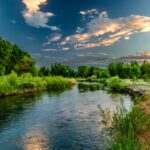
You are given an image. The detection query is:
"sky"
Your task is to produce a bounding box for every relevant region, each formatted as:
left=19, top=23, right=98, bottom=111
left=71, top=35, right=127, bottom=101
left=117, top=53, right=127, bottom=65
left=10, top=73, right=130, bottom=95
left=0, top=0, right=150, bottom=67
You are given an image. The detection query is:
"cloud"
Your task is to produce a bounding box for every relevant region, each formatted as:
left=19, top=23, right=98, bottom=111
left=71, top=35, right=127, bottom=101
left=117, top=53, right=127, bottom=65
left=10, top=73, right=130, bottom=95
left=22, top=0, right=59, bottom=30
left=80, top=9, right=98, bottom=15
left=138, top=51, right=150, bottom=56
left=43, top=48, right=58, bottom=51
left=59, top=13, right=150, bottom=49
left=76, top=27, right=84, bottom=33
left=62, top=47, right=70, bottom=51
left=44, top=33, right=62, bottom=45
left=117, top=51, right=150, bottom=64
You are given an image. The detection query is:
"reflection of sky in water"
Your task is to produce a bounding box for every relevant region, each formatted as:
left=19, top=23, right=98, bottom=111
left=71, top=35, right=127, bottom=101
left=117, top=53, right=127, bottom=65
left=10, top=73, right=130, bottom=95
left=23, top=125, right=50, bottom=150
left=0, top=85, right=132, bottom=150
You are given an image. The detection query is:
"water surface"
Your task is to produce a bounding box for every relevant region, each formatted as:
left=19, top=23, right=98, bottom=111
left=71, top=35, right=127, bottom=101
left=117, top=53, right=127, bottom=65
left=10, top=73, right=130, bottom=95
left=0, top=83, right=132, bottom=150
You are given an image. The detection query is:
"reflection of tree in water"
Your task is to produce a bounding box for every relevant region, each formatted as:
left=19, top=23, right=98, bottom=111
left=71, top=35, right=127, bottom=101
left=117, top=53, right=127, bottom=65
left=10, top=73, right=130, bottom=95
left=0, top=89, right=68, bottom=132
left=78, top=83, right=102, bottom=92
left=0, top=93, right=42, bottom=130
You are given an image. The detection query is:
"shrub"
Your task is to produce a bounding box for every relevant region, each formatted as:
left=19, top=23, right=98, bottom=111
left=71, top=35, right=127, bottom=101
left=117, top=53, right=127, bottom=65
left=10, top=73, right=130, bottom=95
left=107, top=76, right=126, bottom=92
left=7, top=71, right=18, bottom=87
left=0, top=77, right=12, bottom=94
left=98, top=69, right=110, bottom=78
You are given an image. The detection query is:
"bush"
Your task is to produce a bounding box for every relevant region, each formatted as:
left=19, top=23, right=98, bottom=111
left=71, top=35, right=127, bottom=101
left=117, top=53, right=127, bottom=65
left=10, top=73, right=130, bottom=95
left=0, top=76, right=12, bottom=94
left=7, top=71, right=18, bottom=86
left=107, top=76, right=126, bottom=92
left=98, top=69, right=110, bottom=78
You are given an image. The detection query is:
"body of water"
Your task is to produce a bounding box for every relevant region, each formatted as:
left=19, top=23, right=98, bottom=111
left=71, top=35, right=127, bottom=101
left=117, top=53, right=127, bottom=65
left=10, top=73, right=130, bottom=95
left=0, top=83, right=132, bottom=150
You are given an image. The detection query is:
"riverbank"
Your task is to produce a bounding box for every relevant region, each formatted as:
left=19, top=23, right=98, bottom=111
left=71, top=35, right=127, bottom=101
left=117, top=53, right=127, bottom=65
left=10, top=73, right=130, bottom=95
left=78, top=76, right=150, bottom=149
left=0, top=72, right=76, bottom=98
left=96, top=76, right=150, bottom=150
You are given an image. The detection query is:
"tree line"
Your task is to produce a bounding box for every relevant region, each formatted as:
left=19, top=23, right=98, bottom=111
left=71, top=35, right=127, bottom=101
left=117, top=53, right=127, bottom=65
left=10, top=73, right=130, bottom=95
left=1, top=38, right=150, bottom=79
left=36, top=61, right=150, bottom=80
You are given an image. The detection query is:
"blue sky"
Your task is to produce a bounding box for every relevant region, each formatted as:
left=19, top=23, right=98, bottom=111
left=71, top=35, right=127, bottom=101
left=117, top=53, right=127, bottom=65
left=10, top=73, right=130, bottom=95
left=0, top=0, right=150, bottom=67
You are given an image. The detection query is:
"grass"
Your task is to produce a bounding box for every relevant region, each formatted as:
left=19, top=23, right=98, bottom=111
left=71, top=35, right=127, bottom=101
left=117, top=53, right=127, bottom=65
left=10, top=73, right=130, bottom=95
left=0, top=71, right=75, bottom=97
left=100, top=106, right=150, bottom=150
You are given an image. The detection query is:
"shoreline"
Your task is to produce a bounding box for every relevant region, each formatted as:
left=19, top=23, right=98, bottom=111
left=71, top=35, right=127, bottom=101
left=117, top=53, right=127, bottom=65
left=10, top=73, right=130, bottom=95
left=78, top=78, right=150, bottom=149
left=0, top=73, right=76, bottom=98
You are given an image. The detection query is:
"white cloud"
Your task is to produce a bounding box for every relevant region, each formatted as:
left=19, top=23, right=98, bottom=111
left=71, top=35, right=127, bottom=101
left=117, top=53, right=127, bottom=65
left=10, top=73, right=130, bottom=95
left=22, top=0, right=59, bottom=30
left=44, top=33, right=62, bottom=45
left=62, top=47, right=70, bottom=51
left=80, top=9, right=98, bottom=15
left=59, top=13, right=150, bottom=49
left=43, top=48, right=58, bottom=51
left=76, top=27, right=84, bottom=33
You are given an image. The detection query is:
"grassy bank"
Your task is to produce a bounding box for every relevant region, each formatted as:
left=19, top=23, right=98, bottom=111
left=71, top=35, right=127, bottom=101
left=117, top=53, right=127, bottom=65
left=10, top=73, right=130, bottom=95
left=0, top=72, right=76, bottom=97
left=97, top=76, right=150, bottom=149
left=107, top=106, right=150, bottom=150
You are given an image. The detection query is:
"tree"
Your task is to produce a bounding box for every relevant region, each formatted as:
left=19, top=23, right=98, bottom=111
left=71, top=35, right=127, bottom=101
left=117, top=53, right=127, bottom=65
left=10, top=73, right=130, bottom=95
left=5, top=44, right=29, bottom=74
left=0, top=38, right=13, bottom=74
left=89, top=66, right=100, bottom=77
left=116, top=62, right=130, bottom=78
left=129, top=64, right=141, bottom=79
left=77, top=66, right=90, bottom=78
left=15, top=55, right=35, bottom=74
left=141, top=61, right=150, bottom=79
left=108, top=63, right=117, bottom=76
left=98, top=69, right=110, bottom=78
left=38, top=66, right=50, bottom=76
left=0, top=38, right=31, bottom=75
left=50, top=63, right=75, bottom=77
left=0, top=65, right=5, bottom=76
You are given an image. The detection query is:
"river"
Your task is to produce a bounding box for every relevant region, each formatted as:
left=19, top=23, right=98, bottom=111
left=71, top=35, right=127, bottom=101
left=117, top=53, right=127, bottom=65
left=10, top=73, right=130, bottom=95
left=0, top=83, right=132, bottom=150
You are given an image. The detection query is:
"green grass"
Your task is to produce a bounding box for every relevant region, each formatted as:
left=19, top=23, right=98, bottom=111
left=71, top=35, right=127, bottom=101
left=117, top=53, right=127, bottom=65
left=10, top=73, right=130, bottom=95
left=109, top=106, right=150, bottom=150
left=0, top=71, right=74, bottom=96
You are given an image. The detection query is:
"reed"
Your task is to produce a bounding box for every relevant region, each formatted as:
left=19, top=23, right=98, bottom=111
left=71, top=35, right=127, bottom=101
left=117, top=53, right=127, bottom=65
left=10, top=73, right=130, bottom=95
left=0, top=71, right=75, bottom=97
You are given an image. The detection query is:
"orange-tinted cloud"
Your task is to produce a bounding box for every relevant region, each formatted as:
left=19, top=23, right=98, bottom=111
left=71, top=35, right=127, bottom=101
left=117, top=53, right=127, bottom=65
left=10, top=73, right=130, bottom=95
left=23, top=0, right=47, bottom=13
left=59, top=13, right=150, bottom=49
left=22, top=0, right=59, bottom=30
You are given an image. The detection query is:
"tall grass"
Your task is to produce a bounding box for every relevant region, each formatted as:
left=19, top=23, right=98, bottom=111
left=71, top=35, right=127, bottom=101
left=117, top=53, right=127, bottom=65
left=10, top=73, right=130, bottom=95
left=109, top=106, right=150, bottom=150
left=0, top=72, right=75, bottom=96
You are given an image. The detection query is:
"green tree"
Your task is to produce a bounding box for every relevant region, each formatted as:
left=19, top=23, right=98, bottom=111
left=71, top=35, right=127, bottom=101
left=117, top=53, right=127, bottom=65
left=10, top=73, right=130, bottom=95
left=77, top=66, right=90, bottom=78
left=98, top=69, right=110, bottom=78
left=141, top=61, right=150, bottom=79
left=108, top=63, right=117, bottom=76
left=0, top=38, right=31, bottom=75
left=116, top=62, right=130, bottom=78
left=5, top=44, right=29, bottom=74
left=51, top=63, right=75, bottom=77
left=38, top=66, right=50, bottom=76
left=129, top=64, right=141, bottom=79
left=89, top=66, right=100, bottom=77
left=15, top=55, right=35, bottom=74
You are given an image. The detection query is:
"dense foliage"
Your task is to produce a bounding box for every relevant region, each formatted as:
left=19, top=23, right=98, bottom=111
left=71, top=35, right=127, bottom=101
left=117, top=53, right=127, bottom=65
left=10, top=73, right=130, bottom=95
left=0, top=38, right=35, bottom=75
left=0, top=71, right=74, bottom=96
